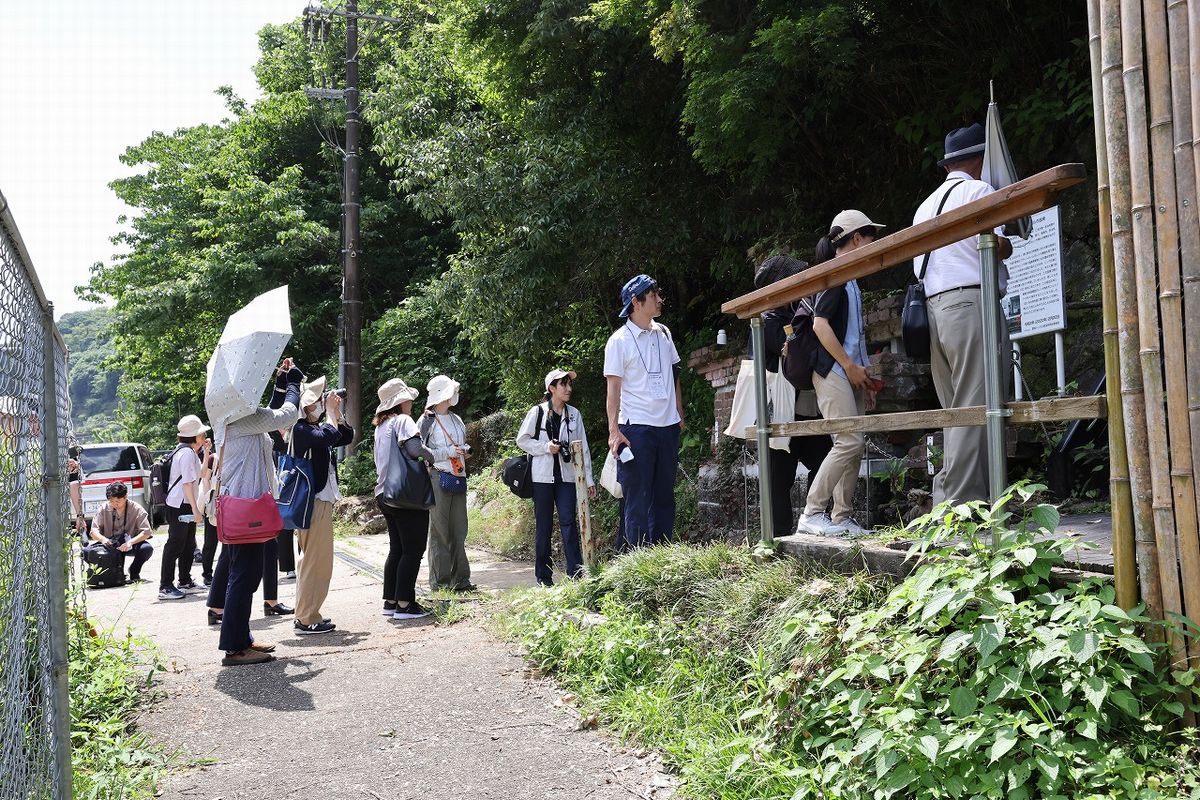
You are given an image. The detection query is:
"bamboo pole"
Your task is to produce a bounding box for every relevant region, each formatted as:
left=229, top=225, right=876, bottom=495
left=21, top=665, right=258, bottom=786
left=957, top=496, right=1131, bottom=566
left=1123, top=0, right=1185, bottom=634
left=1102, top=0, right=1164, bottom=620
left=1089, top=0, right=1138, bottom=610
left=1192, top=0, right=1200, bottom=197
left=1144, top=0, right=1200, bottom=666
left=1156, top=0, right=1200, bottom=666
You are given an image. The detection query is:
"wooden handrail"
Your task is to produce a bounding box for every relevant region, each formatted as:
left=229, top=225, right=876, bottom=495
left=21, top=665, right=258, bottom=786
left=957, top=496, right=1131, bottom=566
left=721, top=163, right=1087, bottom=319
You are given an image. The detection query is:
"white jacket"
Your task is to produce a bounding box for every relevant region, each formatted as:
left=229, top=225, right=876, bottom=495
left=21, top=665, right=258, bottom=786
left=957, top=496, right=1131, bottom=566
left=516, top=402, right=595, bottom=486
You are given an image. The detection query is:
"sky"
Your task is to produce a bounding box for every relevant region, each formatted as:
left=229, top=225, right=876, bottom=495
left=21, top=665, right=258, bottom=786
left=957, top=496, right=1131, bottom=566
left=0, top=1, right=306, bottom=319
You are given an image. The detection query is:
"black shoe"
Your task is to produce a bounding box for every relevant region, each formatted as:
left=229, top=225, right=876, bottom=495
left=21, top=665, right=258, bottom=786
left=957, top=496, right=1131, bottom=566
left=207, top=610, right=223, bottom=626
left=392, top=600, right=431, bottom=620
left=294, top=620, right=336, bottom=635
left=452, top=583, right=479, bottom=594
left=264, top=602, right=294, bottom=617
left=536, top=579, right=554, bottom=588
left=178, top=580, right=202, bottom=594
left=127, top=575, right=148, bottom=584
left=382, top=601, right=398, bottom=616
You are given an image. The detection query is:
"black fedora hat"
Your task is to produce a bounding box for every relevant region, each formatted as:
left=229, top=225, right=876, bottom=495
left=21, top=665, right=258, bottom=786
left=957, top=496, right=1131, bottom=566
left=937, top=123, right=985, bottom=167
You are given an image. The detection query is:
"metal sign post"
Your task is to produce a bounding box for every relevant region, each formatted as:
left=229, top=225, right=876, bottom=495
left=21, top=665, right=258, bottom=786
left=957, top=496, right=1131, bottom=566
left=979, top=233, right=1010, bottom=511
left=750, top=317, right=775, bottom=545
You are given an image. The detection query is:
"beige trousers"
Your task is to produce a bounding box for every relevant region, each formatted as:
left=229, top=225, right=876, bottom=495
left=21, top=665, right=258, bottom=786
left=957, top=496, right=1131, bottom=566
left=803, top=371, right=865, bottom=523
left=927, top=287, right=1010, bottom=506
left=295, top=499, right=334, bottom=625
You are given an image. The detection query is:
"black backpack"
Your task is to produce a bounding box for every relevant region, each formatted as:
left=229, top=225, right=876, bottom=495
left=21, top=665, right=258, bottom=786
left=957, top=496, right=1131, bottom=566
left=501, top=405, right=545, bottom=499
left=780, top=297, right=819, bottom=390
left=149, top=445, right=187, bottom=507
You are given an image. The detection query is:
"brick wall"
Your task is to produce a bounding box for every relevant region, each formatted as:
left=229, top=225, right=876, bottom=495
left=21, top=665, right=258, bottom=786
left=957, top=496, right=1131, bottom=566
left=688, top=346, right=741, bottom=451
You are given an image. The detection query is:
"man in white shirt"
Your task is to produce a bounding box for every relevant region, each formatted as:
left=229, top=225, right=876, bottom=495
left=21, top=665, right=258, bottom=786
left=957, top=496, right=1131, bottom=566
left=913, top=123, right=1013, bottom=506
left=604, top=274, right=686, bottom=548
left=160, top=414, right=209, bottom=599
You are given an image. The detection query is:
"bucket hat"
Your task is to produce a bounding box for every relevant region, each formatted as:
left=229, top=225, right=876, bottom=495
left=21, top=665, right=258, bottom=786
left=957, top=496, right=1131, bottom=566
left=753, top=255, right=808, bottom=290
left=426, top=375, right=460, bottom=408
left=177, top=414, right=210, bottom=437
left=618, top=274, right=658, bottom=319
left=544, top=369, right=577, bottom=391
left=300, top=376, right=327, bottom=410
left=937, top=123, right=986, bottom=167
left=377, top=378, right=419, bottom=412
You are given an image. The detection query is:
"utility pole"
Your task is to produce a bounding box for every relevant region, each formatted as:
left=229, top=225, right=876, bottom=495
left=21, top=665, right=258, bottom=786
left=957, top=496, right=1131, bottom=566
left=303, top=2, right=405, bottom=450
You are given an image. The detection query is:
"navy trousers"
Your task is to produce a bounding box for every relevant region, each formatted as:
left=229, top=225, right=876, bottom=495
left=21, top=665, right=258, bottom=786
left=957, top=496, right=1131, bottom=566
left=207, top=537, right=278, bottom=607
left=108, top=536, right=153, bottom=579
left=532, top=479, right=582, bottom=583
left=215, top=542, right=266, bottom=653
left=616, top=423, right=681, bottom=548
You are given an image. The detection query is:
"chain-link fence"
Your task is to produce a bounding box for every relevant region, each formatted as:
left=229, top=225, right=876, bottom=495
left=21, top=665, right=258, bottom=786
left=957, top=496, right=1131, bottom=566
left=0, top=190, right=73, bottom=799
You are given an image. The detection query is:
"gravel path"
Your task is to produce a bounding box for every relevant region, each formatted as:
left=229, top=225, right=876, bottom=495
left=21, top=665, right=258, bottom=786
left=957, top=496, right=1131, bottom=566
left=85, top=536, right=675, bottom=799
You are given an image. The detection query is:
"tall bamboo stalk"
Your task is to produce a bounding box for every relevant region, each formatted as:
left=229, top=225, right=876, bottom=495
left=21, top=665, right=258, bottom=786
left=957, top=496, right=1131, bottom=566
left=1122, top=0, right=1185, bottom=637
left=1164, top=0, right=1200, bottom=667
left=1103, top=0, right=1164, bottom=620
left=1144, top=0, right=1200, bottom=666
left=1192, top=0, right=1200, bottom=195
left=1089, top=0, right=1138, bottom=610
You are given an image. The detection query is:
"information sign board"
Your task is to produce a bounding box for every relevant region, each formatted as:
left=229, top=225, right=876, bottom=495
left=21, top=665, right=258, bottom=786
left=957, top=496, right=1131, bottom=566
left=1002, top=206, right=1066, bottom=339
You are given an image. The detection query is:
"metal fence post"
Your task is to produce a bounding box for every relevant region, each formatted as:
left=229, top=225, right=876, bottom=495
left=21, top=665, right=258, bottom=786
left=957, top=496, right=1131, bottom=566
left=41, top=302, right=72, bottom=799
left=750, top=317, right=775, bottom=545
left=978, top=232, right=1009, bottom=508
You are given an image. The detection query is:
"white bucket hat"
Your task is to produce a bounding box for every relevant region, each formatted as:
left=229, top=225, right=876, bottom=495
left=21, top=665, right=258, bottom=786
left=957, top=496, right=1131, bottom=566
left=300, top=376, right=327, bottom=410
left=544, top=368, right=577, bottom=391
left=177, top=414, right=211, bottom=438
left=426, top=374, right=460, bottom=408
left=377, top=378, right=419, bottom=412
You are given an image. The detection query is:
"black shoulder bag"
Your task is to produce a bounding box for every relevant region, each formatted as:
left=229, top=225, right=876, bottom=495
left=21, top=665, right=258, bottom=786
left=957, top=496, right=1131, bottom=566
left=902, top=180, right=965, bottom=359
left=502, top=404, right=545, bottom=500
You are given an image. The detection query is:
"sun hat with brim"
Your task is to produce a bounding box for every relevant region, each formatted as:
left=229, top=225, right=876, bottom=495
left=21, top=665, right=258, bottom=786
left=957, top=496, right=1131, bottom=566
left=937, top=122, right=986, bottom=167
left=829, top=210, right=885, bottom=241
left=377, top=378, right=419, bottom=413
left=544, top=369, right=577, bottom=391
left=753, top=255, right=808, bottom=290
left=618, top=274, right=657, bottom=319
left=300, top=376, right=327, bottom=410
left=177, top=414, right=211, bottom=437
left=426, top=374, right=460, bottom=408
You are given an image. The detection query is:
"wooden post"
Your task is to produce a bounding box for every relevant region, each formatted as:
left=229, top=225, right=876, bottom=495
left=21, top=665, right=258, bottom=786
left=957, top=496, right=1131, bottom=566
left=1103, top=0, right=1164, bottom=620
left=1089, top=0, right=1138, bottom=609
left=571, top=441, right=596, bottom=573
left=1145, top=0, right=1200, bottom=667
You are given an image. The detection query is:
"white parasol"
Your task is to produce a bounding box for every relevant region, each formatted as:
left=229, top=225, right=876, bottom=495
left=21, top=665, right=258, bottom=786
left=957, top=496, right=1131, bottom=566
left=204, top=285, right=292, bottom=442
left=982, top=81, right=1033, bottom=240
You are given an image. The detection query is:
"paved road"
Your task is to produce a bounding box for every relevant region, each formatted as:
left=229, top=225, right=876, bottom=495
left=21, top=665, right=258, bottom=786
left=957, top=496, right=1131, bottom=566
left=85, top=536, right=675, bottom=799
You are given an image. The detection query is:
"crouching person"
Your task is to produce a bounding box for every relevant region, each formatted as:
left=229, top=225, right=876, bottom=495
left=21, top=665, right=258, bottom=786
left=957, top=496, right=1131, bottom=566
left=90, top=482, right=154, bottom=583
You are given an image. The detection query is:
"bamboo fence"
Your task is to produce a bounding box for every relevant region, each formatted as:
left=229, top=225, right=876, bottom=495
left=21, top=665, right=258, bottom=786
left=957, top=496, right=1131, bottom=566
left=1089, top=0, right=1200, bottom=665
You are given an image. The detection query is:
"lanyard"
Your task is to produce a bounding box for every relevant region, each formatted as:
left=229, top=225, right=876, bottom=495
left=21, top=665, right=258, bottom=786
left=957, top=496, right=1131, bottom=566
left=629, top=323, right=663, bottom=375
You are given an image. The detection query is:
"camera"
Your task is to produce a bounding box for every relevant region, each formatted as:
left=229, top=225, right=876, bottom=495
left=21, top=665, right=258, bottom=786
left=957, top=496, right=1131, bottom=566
left=552, top=440, right=572, bottom=463
left=329, top=388, right=348, bottom=399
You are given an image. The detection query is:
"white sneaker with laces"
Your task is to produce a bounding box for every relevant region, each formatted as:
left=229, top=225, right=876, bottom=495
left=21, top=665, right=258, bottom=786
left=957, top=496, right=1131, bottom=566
left=797, top=512, right=848, bottom=536
left=837, top=518, right=871, bottom=537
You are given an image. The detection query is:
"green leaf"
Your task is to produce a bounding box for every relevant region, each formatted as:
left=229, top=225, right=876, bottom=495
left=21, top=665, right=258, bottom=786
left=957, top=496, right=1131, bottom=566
left=974, top=621, right=1006, bottom=661
left=727, top=752, right=751, bottom=776
left=1099, top=604, right=1130, bottom=621
left=989, top=728, right=1018, bottom=763
left=922, top=588, right=957, bottom=622
left=950, top=686, right=978, bottom=717
left=1035, top=751, right=1061, bottom=783
left=1075, top=716, right=1098, bottom=739
left=939, top=630, right=973, bottom=662
left=1110, top=689, right=1140, bottom=716
left=903, top=652, right=926, bottom=678
left=916, top=735, right=940, bottom=761
left=1067, top=630, right=1098, bottom=663
left=1029, top=504, right=1060, bottom=533
left=1013, top=547, right=1037, bottom=566
left=1081, top=675, right=1108, bottom=710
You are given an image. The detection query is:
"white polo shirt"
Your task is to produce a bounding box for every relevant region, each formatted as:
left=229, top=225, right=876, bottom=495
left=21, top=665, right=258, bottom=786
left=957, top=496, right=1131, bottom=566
left=166, top=446, right=200, bottom=508
left=913, top=171, right=1009, bottom=297
left=603, top=320, right=682, bottom=427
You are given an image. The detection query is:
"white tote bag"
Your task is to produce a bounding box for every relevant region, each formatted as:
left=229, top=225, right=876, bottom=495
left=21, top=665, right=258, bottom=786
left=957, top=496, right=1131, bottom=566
left=723, top=359, right=795, bottom=451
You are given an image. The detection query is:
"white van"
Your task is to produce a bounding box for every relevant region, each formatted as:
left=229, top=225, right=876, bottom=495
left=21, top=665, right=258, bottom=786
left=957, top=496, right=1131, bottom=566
left=79, top=442, right=153, bottom=525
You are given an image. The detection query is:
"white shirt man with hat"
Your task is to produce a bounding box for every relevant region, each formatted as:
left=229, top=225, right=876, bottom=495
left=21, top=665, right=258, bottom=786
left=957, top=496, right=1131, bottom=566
left=912, top=122, right=1013, bottom=506
left=159, top=414, right=209, bottom=600
left=603, top=274, right=685, bottom=548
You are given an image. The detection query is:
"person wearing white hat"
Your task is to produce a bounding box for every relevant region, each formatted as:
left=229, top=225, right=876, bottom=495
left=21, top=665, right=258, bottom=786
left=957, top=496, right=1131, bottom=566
left=158, top=414, right=210, bottom=600
left=289, top=376, right=354, bottom=634
left=796, top=211, right=883, bottom=538
left=418, top=374, right=475, bottom=592
left=373, top=378, right=437, bottom=618
left=913, top=123, right=1014, bottom=506
left=517, top=369, right=596, bottom=585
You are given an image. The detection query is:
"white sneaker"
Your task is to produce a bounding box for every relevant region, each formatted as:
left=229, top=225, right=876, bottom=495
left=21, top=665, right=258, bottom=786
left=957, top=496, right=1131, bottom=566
left=836, top=518, right=871, bottom=537
left=283, top=571, right=297, bottom=580
left=797, top=512, right=848, bottom=536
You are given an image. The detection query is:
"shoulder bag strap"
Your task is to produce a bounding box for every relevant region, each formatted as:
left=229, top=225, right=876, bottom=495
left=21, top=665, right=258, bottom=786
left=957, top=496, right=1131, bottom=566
left=917, top=179, right=966, bottom=282
left=535, top=403, right=545, bottom=438
left=433, top=413, right=459, bottom=446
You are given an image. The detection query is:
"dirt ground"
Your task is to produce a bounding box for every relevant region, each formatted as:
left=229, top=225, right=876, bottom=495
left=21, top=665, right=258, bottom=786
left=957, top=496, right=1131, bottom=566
left=85, top=535, right=676, bottom=799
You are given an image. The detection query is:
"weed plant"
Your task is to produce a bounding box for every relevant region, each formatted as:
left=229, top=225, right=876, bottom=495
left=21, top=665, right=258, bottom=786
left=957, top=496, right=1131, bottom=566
left=502, top=485, right=1200, bottom=800
left=69, top=612, right=165, bottom=799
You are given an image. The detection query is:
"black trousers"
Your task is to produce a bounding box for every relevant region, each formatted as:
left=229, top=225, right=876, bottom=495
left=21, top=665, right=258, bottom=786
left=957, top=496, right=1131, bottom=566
left=161, top=504, right=197, bottom=589
left=768, top=431, right=834, bottom=535
left=277, top=530, right=296, bottom=573
left=379, top=500, right=429, bottom=604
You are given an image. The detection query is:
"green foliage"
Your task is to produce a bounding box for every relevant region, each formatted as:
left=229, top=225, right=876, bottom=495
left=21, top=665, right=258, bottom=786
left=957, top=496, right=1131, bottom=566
left=69, top=614, right=165, bottom=799
left=59, top=309, right=124, bottom=442
left=502, top=487, right=1200, bottom=800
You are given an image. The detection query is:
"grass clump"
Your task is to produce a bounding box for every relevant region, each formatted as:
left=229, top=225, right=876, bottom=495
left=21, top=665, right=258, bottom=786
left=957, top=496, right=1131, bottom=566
left=501, top=484, right=1200, bottom=800
left=69, top=613, right=165, bottom=798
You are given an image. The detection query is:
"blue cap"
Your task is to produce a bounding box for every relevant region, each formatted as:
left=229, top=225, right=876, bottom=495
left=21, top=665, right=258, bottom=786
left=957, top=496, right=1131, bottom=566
left=618, top=274, right=657, bottom=318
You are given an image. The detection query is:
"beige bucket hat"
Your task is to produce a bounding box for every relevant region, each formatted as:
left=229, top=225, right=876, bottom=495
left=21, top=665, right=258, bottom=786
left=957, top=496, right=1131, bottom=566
left=425, top=375, right=460, bottom=408
left=300, top=376, right=327, bottom=410
left=377, top=378, right=419, bottom=412
left=177, top=414, right=211, bottom=437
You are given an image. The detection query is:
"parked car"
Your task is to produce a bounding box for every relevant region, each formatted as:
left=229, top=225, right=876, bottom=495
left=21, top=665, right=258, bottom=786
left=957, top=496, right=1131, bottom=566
left=78, top=443, right=154, bottom=528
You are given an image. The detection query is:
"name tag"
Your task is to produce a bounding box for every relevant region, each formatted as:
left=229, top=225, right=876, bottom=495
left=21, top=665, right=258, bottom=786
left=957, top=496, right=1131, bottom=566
left=647, top=371, right=668, bottom=400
